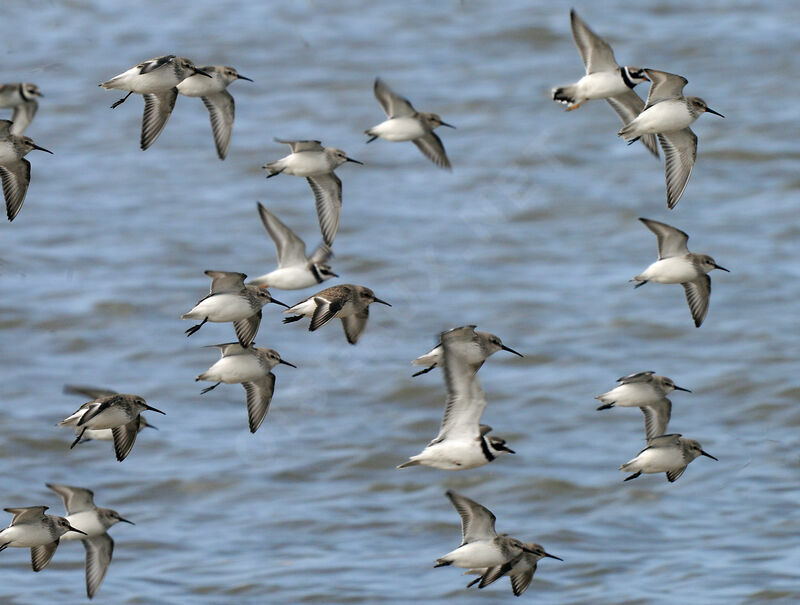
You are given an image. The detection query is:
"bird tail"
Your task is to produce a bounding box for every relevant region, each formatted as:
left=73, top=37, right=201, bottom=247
left=618, top=121, right=639, bottom=140
left=552, top=85, right=578, bottom=106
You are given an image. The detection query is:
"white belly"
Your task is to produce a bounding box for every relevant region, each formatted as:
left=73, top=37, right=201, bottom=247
left=640, top=257, right=698, bottom=284
left=185, top=294, right=254, bottom=322
left=597, top=383, right=661, bottom=407
left=249, top=267, right=317, bottom=290
left=625, top=447, right=684, bottom=474
left=575, top=72, right=628, bottom=100
left=0, top=525, right=53, bottom=547
left=628, top=100, right=694, bottom=135
left=177, top=74, right=224, bottom=97
left=103, top=67, right=181, bottom=93
left=282, top=152, right=331, bottom=177
left=370, top=117, right=426, bottom=141
left=63, top=511, right=104, bottom=539
left=414, top=439, right=489, bottom=470
left=81, top=406, right=131, bottom=429
left=441, top=542, right=508, bottom=569
left=201, top=355, right=264, bottom=384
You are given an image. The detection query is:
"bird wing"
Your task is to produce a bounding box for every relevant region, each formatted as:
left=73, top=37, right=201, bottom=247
left=645, top=433, right=682, bottom=448
left=63, top=385, right=118, bottom=399
left=83, top=533, right=114, bottom=599
left=46, top=484, right=95, bottom=515
left=437, top=328, right=487, bottom=440
left=256, top=203, right=308, bottom=267
left=274, top=138, right=324, bottom=153
left=5, top=506, right=48, bottom=524
left=683, top=274, right=711, bottom=328
left=309, top=295, right=344, bottom=331
left=373, top=78, right=416, bottom=118
left=510, top=559, right=537, bottom=596
left=208, top=342, right=249, bottom=357
left=201, top=90, right=235, bottom=160
left=10, top=100, right=38, bottom=135
left=138, top=55, right=176, bottom=74
left=0, top=158, right=31, bottom=221
left=233, top=310, right=261, bottom=347
left=666, top=466, right=688, bottom=483
left=640, top=399, right=672, bottom=440
left=605, top=91, right=659, bottom=158
left=242, top=374, right=276, bottom=433
left=31, top=540, right=59, bottom=572
left=341, top=307, right=369, bottom=345
left=306, top=173, right=342, bottom=247
left=308, top=242, right=333, bottom=266
left=639, top=217, right=690, bottom=259
left=569, top=9, right=619, bottom=74
left=140, top=88, right=178, bottom=150
left=446, top=491, right=497, bottom=544
left=616, top=370, right=656, bottom=384
left=111, top=419, right=140, bottom=462
left=657, top=128, right=697, bottom=209
left=412, top=132, right=451, bottom=169
left=205, top=270, right=248, bottom=293
left=643, top=69, right=688, bottom=109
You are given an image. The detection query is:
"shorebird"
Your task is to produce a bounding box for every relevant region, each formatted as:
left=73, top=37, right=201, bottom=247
left=60, top=394, right=165, bottom=461
left=263, top=139, right=362, bottom=246
left=100, top=55, right=211, bottom=150
left=246, top=203, right=337, bottom=290
left=196, top=342, right=296, bottom=433
left=63, top=385, right=157, bottom=444
left=596, top=371, right=691, bottom=440
left=465, top=542, right=561, bottom=596
left=0, top=120, right=52, bottom=221
left=365, top=77, right=454, bottom=169
left=176, top=65, right=252, bottom=159
left=0, top=82, right=42, bottom=134
left=618, top=69, right=724, bottom=208
left=632, top=218, right=728, bottom=327
left=398, top=326, right=515, bottom=470
left=411, top=325, right=522, bottom=377
left=47, top=484, right=133, bottom=599
left=435, top=491, right=560, bottom=583
left=620, top=433, right=717, bottom=482
left=0, top=506, right=86, bottom=571
left=182, top=270, right=288, bottom=347
left=282, top=284, right=390, bottom=344
left=552, top=9, right=657, bottom=156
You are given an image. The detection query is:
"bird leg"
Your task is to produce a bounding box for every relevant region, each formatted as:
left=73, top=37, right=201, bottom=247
left=110, top=92, right=133, bottom=109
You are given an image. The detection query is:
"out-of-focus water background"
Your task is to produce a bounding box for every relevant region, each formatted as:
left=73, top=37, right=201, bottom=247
left=0, top=0, right=798, bottom=602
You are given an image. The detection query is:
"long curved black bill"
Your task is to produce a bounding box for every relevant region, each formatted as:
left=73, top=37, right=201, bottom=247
left=673, top=385, right=692, bottom=393
left=67, top=525, right=88, bottom=536
left=705, top=107, right=724, bottom=118
left=144, top=404, right=166, bottom=415
left=194, top=68, right=213, bottom=78
left=440, top=121, right=456, bottom=129
left=701, top=450, right=718, bottom=461
left=346, top=157, right=364, bottom=165
left=713, top=263, right=730, bottom=272
left=117, top=517, right=135, bottom=525
left=237, top=75, right=254, bottom=82
left=33, top=144, right=53, bottom=154
left=270, top=297, right=290, bottom=309
left=279, top=359, right=297, bottom=368
left=373, top=297, right=392, bottom=307
left=544, top=552, right=563, bottom=561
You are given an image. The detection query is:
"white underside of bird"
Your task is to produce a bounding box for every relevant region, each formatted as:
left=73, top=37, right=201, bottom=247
left=182, top=294, right=254, bottom=322
left=636, top=256, right=699, bottom=283
left=196, top=355, right=265, bottom=384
